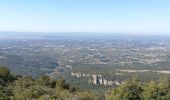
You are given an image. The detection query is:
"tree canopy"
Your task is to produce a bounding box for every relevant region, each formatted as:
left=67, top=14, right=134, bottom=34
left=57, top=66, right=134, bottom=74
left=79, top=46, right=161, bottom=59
left=106, top=77, right=170, bottom=100
left=0, top=66, right=98, bottom=100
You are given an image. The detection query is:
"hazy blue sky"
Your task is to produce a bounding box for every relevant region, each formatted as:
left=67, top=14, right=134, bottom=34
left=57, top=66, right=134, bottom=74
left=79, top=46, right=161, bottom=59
left=0, top=0, right=170, bottom=34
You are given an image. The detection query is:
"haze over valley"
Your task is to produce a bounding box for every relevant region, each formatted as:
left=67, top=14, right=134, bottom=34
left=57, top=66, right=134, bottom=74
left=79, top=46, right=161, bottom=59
left=1, top=0, right=170, bottom=99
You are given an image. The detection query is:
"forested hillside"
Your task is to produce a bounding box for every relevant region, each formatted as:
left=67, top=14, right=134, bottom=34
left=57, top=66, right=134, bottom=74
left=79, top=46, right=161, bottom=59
left=0, top=66, right=98, bottom=100
left=1, top=66, right=170, bottom=100
left=106, top=77, right=170, bottom=100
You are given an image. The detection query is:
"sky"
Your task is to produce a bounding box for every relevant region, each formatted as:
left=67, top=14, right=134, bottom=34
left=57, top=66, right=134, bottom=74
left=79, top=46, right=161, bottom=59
left=0, top=0, right=170, bottom=34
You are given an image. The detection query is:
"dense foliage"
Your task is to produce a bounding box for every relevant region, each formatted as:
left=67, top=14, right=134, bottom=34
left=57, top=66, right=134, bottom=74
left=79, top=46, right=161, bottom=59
left=106, top=77, right=170, bottom=100
left=0, top=66, right=98, bottom=100
left=2, top=65, right=170, bottom=100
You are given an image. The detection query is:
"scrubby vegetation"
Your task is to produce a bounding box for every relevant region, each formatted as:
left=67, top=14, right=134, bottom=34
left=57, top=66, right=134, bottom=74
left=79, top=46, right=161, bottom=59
left=2, top=65, right=170, bottom=100
left=106, top=77, right=170, bottom=100
left=0, top=66, right=98, bottom=100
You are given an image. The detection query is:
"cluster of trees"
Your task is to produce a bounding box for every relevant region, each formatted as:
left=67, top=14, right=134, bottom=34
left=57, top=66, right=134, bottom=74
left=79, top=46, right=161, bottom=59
left=106, top=77, right=170, bottom=100
left=2, top=65, right=170, bottom=100
left=0, top=66, right=98, bottom=100
left=71, top=63, right=170, bottom=83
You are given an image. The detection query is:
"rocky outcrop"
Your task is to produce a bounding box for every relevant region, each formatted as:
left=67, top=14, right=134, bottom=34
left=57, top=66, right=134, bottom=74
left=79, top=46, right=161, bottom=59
left=71, top=72, right=121, bottom=86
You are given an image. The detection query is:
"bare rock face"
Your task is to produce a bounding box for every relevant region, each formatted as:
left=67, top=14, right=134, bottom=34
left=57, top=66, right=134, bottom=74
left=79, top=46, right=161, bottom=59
left=71, top=72, right=121, bottom=86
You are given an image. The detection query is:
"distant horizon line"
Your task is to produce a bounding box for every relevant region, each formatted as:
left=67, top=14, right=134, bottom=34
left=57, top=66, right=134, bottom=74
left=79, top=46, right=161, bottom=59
left=0, top=31, right=170, bottom=36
